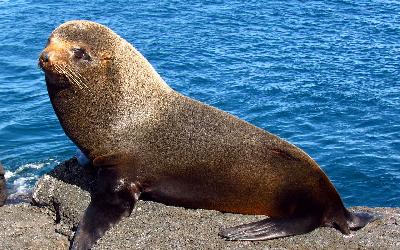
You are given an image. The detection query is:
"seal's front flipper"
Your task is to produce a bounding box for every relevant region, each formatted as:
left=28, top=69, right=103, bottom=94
left=70, top=167, right=141, bottom=250
left=70, top=195, right=135, bottom=250
left=219, top=215, right=319, bottom=241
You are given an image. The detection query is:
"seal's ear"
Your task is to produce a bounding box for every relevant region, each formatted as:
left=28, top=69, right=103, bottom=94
left=99, top=51, right=113, bottom=61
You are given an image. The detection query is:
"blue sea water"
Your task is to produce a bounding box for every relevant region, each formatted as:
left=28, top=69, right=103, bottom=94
left=0, top=0, right=399, bottom=207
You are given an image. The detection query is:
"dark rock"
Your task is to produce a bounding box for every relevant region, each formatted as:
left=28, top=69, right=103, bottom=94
left=0, top=163, right=7, bottom=206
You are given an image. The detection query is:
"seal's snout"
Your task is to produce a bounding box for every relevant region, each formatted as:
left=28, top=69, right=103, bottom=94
left=38, top=50, right=51, bottom=69
left=38, top=37, right=64, bottom=70
left=42, top=51, right=50, bottom=63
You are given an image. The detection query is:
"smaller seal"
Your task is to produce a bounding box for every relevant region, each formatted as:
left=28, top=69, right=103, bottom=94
left=0, top=163, right=7, bottom=206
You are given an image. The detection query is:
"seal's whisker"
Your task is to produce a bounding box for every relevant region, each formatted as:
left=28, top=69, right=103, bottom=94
left=73, top=69, right=89, bottom=83
left=61, top=65, right=86, bottom=91
left=55, top=64, right=83, bottom=90
left=59, top=65, right=83, bottom=90
left=66, top=67, right=91, bottom=92
left=52, top=64, right=64, bottom=77
left=62, top=65, right=90, bottom=91
left=75, top=71, right=91, bottom=91
left=63, top=67, right=83, bottom=89
left=53, top=64, right=76, bottom=88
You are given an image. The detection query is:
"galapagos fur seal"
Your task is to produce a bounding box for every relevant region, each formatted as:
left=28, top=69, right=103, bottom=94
left=0, top=163, right=7, bottom=206
left=39, top=20, right=376, bottom=249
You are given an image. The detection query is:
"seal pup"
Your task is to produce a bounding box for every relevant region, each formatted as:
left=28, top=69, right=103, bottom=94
left=0, top=163, right=7, bottom=206
left=39, top=20, right=376, bottom=250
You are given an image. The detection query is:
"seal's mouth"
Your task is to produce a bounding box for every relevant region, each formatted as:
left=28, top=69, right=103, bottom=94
left=44, top=71, right=68, bottom=86
left=39, top=64, right=70, bottom=92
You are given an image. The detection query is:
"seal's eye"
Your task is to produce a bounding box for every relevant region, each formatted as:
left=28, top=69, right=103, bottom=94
left=72, top=48, right=91, bottom=61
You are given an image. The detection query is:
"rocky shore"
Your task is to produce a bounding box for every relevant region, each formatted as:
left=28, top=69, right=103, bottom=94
left=0, top=158, right=399, bottom=249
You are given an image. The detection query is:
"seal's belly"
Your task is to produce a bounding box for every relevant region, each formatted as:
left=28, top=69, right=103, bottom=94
left=142, top=169, right=278, bottom=215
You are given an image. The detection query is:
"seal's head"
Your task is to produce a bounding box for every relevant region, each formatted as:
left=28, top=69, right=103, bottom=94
left=39, top=20, right=122, bottom=96
left=38, top=20, right=172, bottom=157
left=39, top=20, right=170, bottom=96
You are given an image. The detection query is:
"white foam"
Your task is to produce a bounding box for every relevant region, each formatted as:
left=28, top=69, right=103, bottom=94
left=14, top=163, right=45, bottom=173
left=10, top=161, right=60, bottom=175
left=5, top=159, right=62, bottom=197
left=12, top=176, right=36, bottom=194
left=4, top=170, right=14, bottom=179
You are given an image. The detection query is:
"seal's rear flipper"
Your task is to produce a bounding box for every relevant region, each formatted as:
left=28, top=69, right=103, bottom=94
left=347, top=211, right=380, bottom=230
left=219, top=215, right=319, bottom=241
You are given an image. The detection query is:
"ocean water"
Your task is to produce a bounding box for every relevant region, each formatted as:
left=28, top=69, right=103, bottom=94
left=0, top=0, right=399, bottom=207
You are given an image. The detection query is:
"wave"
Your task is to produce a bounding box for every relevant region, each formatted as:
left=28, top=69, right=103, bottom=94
left=5, top=159, right=61, bottom=198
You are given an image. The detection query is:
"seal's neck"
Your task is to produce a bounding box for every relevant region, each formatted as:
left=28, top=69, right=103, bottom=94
left=117, top=44, right=174, bottom=96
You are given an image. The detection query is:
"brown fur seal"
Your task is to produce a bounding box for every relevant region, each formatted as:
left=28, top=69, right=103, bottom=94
left=39, top=20, right=376, bottom=250
left=0, top=163, right=7, bottom=206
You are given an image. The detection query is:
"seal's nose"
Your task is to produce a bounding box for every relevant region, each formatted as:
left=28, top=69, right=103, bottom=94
left=40, top=51, right=51, bottom=63
left=42, top=52, right=50, bottom=62
left=39, top=50, right=51, bottom=69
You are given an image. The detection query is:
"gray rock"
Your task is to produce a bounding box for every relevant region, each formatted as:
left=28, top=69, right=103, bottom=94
left=32, top=158, right=95, bottom=228
left=0, top=203, right=69, bottom=250
left=3, top=158, right=400, bottom=249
